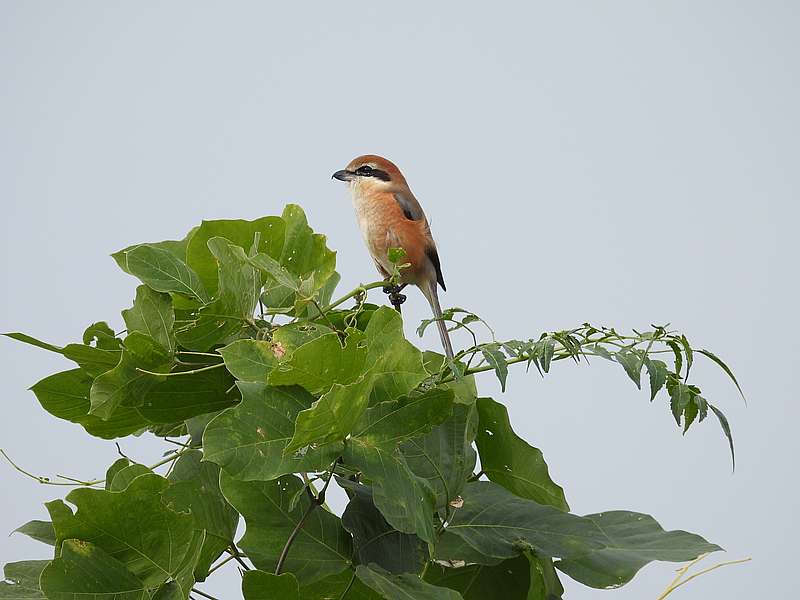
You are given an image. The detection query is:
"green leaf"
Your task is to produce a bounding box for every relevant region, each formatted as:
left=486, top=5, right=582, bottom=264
left=31, top=369, right=150, bottom=439
left=342, top=486, right=425, bottom=574
left=243, top=571, right=300, bottom=600
left=117, top=244, right=209, bottom=303
left=481, top=345, right=509, bottom=392
left=353, top=388, right=454, bottom=446
left=137, top=362, right=237, bottom=423
left=667, top=376, right=692, bottom=426
left=162, top=451, right=239, bottom=580
left=666, top=340, right=683, bottom=377
left=269, top=331, right=367, bottom=395
left=698, top=349, right=747, bottom=403
left=644, top=358, right=668, bottom=401
left=615, top=349, right=642, bottom=389
left=343, top=440, right=437, bottom=545
left=108, top=463, right=152, bottom=491
left=219, top=472, right=352, bottom=585
left=355, top=565, right=464, bottom=600
left=425, top=555, right=536, bottom=600
left=150, top=530, right=205, bottom=600
left=528, top=552, right=565, bottom=600
left=423, top=351, right=477, bottom=404
left=204, top=383, right=342, bottom=481
left=186, top=216, right=285, bottom=295
left=40, top=540, right=147, bottom=600
left=47, top=473, right=195, bottom=588
left=476, top=398, right=569, bottom=511
left=680, top=334, right=694, bottom=378
left=0, top=560, right=47, bottom=599
left=285, top=374, right=374, bottom=454
left=299, top=570, right=382, bottom=600
left=219, top=323, right=330, bottom=382
left=2, top=332, right=62, bottom=353
left=82, top=322, right=122, bottom=350
left=555, top=511, right=722, bottom=589
left=89, top=332, right=173, bottom=420
left=444, top=482, right=720, bottom=589
left=13, top=520, right=56, bottom=546
left=176, top=237, right=261, bottom=351
left=709, top=403, right=736, bottom=470
left=3, top=332, right=121, bottom=378
left=401, top=403, right=478, bottom=512
left=122, top=285, right=176, bottom=353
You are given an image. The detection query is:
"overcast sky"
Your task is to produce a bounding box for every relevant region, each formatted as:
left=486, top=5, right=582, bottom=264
left=1, top=2, right=797, bottom=598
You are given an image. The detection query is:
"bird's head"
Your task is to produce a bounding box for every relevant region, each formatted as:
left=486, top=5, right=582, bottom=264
left=332, top=155, right=407, bottom=192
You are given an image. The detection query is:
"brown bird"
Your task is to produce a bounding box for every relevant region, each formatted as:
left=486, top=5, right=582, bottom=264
left=332, top=155, right=454, bottom=361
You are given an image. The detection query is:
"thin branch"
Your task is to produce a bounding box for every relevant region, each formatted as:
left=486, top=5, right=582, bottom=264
left=275, top=458, right=339, bottom=575
left=321, top=281, right=387, bottom=313
left=227, top=545, right=251, bottom=572
left=191, top=588, right=220, bottom=600
left=656, top=556, right=752, bottom=599
left=206, top=554, right=235, bottom=576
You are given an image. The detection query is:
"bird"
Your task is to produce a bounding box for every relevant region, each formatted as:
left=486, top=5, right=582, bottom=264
left=332, top=154, right=454, bottom=362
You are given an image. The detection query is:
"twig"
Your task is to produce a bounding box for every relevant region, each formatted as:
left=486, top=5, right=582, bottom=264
left=227, top=545, right=251, bottom=571
left=191, top=588, right=220, bottom=600
left=206, top=553, right=236, bottom=576
left=656, top=555, right=752, bottom=599
left=321, top=281, right=387, bottom=313
left=275, top=458, right=339, bottom=575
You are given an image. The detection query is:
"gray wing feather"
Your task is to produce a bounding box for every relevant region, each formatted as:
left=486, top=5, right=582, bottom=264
left=392, top=191, right=426, bottom=221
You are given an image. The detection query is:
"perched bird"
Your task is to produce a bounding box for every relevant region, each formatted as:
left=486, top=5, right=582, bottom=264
left=332, top=155, right=454, bottom=361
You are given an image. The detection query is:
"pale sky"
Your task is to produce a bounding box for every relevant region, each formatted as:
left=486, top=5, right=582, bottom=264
left=1, top=2, right=797, bottom=598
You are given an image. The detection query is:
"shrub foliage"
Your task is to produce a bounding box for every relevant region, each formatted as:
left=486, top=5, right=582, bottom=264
left=2, top=205, right=742, bottom=599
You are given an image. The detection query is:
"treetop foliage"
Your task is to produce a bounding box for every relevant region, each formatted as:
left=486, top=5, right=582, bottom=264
left=2, top=204, right=742, bottom=599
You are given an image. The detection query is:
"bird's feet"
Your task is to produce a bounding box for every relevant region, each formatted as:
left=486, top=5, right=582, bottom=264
left=382, top=284, right=407, bottom=312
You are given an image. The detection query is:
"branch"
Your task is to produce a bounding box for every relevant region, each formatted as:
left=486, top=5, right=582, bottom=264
left=275, top=459, right=339, bottom=575
left=656, top=554, right=752, bottom=599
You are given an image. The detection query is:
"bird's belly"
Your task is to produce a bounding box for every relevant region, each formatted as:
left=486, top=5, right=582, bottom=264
left=352, top=196, right=396, bottom=272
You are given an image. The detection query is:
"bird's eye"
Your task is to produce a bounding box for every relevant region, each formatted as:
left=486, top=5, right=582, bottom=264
left=356, top=165, right=374, bottom=175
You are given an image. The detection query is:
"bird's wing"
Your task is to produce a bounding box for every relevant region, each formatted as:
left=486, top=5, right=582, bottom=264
left=426, top=245, right=446, bottom=291
left=392, top=191, right=426, bottom=221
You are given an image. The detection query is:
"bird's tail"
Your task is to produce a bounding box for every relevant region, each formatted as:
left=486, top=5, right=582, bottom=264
left=421, top=280, right=454, bottom=362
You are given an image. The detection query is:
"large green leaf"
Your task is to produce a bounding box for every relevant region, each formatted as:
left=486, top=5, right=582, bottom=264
left=46, top=473, right=195, bottom=588
left=89, top=332, right=173, bottom=420
left=269, top=331, right=367, bottom=394
left=219, top=323, right=330, bottom=382
left=186, top=216, right=285, bottom=295
left=555, top=511, right=722, bottom=589
left=242, top=571, right=299, bottom=600
left=31, top=369, right=150, bottom=439
left=343, top=440, right=437, bottom=545
left=0, top=560, right=47, bottom=599
left=445, top=482, right=719, bottom=589
left=150, top=530, right=205, bottom=600
left=353, top=388, right=454, bottom=446
left=299, top=569, right=382, bottom=600
left=177, top=237, right=260, bottom=351
left=283, top=308, right=429, bottom=453
left=204, top=383, right=341, bottom=481
left=40, top=540, right=147, bottom=600
left=219, top=472, right=352, bottom=585
left=122, top=285, right=176, bottom=353
left=341, top=485, right=426, bottom=574
left=115, top=244, right=209, bottom=303
left=401, top=403, right=477, bottom=513
left=137, top=362, right=237, bottom=423
left=475, top=398, right=569, bottom=511
left=162, top=451, right=239, bottom=580
left=355, top=565, right=464, bottom=600
left=425, top=555, right=535, bottom=600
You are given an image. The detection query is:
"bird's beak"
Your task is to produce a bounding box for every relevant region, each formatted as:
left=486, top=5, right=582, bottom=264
left=332, top=169, right=355, bottom=182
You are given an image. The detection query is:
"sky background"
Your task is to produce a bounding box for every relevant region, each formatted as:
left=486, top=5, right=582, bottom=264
left=1, top=2, right=797, bottom=598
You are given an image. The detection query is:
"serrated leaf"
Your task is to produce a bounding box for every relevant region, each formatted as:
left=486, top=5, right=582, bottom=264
left=666, top=340, right=683, bottom=377
left=667, top=377, right=692, bottom=426
left=219, top=473, right=352, bottom=585
left=46, top=473, right=195, bottom=588
left=243, top=571, right=300, bottom=600
left=476, top=398, right=569, bottom=511
left=481, top=345, right=508, bottom=392
left=615, top=349, right=642, bottom=389
left=679, top=335, right=693, bottom=379
left=355, top=565, right=463, bottom=600
left=644, top=358, right=668, bottom=401
left=40, top=540, right=147, bottom=600
left=697, top=349, right=746, bottom=403
left=204, top=383, right=342, bottom=481
left=709, top=403, right=736, bottom=470
left=122, top=285, right=176, bottom=353
left=0, top=560, right=47, bottom=598
left=401, top=403, right=478, bottom=513
left=342, top=486, right=426, bottom=574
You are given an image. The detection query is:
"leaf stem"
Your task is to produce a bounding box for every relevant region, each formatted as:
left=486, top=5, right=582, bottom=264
left=136, top=362, right=225, bottom=377
left=322, top=281, right=387, bottom=313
